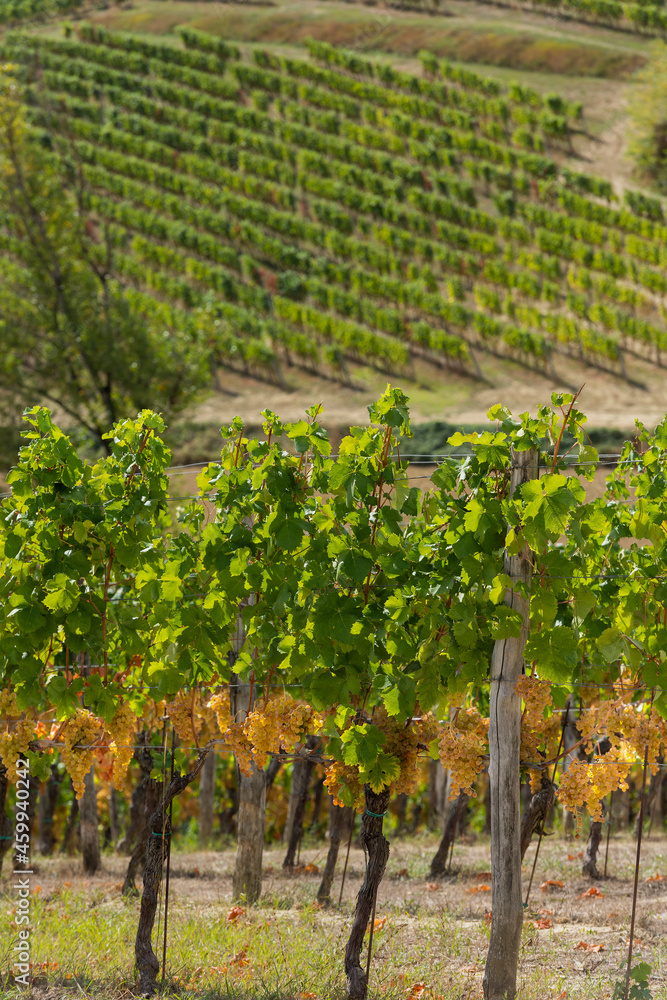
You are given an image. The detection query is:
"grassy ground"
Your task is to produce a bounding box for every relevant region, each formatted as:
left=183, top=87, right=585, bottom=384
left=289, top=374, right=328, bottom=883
left=1, top=833, right=666, bottom=999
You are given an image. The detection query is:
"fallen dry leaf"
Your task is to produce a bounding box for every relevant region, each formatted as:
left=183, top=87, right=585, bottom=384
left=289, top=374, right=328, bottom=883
left=373, top=917, right=387, bottom=931
left=578, top=887, right=603, bottom=899
left=226, top=906, right=245, bottom=922
left=646, top=874, right=665, bottom=882
left=475, top=871, right=492, bottom=880
left=539, top=879, right=564, bottom=891
left=406, top=984, right=426, bottom=998
left=397, top=868, right=409, bottom=877
left=424, top=882, right=440, bottom=891
left=466, top=884, right=491, bottom=894
left=575, top=941, right=604, bottom=952
left=303, top=864, right=319, bottom=874
left=484, top=910, right=492, bottom=924
left=299, top=993, right=316, bottom=999
left=537, top=907, right=553, bottom=916
left=230, top=949, right=250, bottom=968
left=567, top=852, right=583, bottom=860
left=536, top=917, right=552, bottom=929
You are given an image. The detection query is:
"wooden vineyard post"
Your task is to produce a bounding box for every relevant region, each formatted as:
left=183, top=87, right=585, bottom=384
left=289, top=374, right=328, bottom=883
left=80, top=764, right=101, bottom=875
left=198, top=748, right=217, bottom=847
left=483, top=447, right=537, bottom=1000
left=231, top=672, right=266, bottom=904
left=317, top=800, right=348, bottom=905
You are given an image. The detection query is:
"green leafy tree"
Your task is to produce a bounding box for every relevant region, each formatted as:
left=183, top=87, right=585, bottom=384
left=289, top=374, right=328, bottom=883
left=0, top=68, right=209, bottom=453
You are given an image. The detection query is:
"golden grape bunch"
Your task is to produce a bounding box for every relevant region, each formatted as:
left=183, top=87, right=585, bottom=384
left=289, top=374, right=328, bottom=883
left=515, top=675, right=552, bottom=729
left=166, top=690, right=196, bottom=744
left=61, top=709, right=102, bottom=799
left=225, top=721, right=255, bottom=776
left=438, top=708, right=489, bottom=799
left=207, top=690, right=230, bottom=735
left=241, top=693, right=322, bottom=768
left=106, top=702, right=137, bottom=789
left=0, top=689, right=36, bottom=782
left=324, top=759, right=363, bottom=810
left=559, top=743, right=635, bottom=826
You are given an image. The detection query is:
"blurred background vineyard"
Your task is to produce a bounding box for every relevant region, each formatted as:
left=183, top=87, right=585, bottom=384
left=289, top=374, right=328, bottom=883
left=1, top=0, right=667, bottom=476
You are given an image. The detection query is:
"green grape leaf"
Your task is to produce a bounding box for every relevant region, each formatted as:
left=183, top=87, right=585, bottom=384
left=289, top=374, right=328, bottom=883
left=365, top=751, right=401, bottom=793
left=598, top=627, right=624, bottom=663
left=524, top=626, right=578, bottom=683
left=530, top=590, right=558, bottom=628
left=339, top=550, right=374, bottom=585
left=572, top=588, right=596, bottom=628
left=8, top=605, right=46, bottom=634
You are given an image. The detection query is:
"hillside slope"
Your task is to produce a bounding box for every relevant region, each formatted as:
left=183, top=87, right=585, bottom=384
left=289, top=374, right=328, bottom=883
left=1, top=23, right=666, bottom=432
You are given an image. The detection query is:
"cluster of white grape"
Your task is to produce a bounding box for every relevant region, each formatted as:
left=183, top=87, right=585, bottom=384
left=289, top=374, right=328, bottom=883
left=225, top=721, right=255, bottom=776
left=515, top=675, right=552, bottom=728
left=556, top=697, right=667, bottom=827
left=207, top=690, right=230, bottom=734
left=375, top=708, right=441, bottom=797
left=619, top=705, right=667, bottom=775
left=165, top=690, right=196, bottom=744
left=61, top=709, right=101, bottom=799
left=515, top=675, right=561, bottom=792
left=0, top=689, right=36, bottom=783
left=244, top=693, right=322, bottom=767
left=559, top=743, right=635, bottom=826
left=106, top=702, right=137, bottom=789
left=324, top=759, right=363, bottom=810
left=438, top=707, right=489, bottom=799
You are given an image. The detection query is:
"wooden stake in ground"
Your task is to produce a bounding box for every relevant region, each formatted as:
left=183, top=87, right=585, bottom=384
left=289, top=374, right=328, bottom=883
left=317, top=800, right=348, bottom=905
left=338, top=810, right=356, bottom=907
left=80, top=764, right=101, bottom=875
left=283, top=735, right=318, bottom=872
left=429, top=791, right=468, bottom=879
left=231, top=673, right=266, bottom=903
left=483, top=447, right=537, bottom=1000
left=603, top=791, right=613, bottom=878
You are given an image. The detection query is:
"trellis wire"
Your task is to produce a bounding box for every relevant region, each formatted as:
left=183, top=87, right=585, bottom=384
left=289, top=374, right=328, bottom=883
left=0, top=451, right=648, bottom=501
